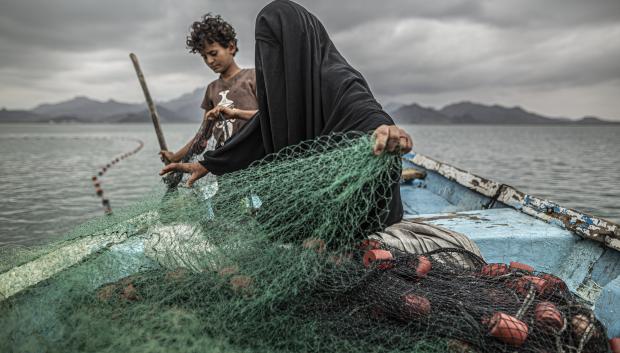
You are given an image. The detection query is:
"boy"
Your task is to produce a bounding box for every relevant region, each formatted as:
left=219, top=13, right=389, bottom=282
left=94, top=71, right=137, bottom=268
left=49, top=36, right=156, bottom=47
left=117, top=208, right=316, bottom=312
left=160, top=13, right=258, bottom=163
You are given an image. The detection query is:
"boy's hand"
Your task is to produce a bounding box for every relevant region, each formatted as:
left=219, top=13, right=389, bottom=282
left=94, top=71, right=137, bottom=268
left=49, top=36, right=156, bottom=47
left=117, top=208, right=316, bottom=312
left=205, top=106, right=236, bottom=121
left=159, top=162, right=209, bottom=187
left=372, top=125, right=413, bottom=155
left=159, top=150, right=176, bottom=163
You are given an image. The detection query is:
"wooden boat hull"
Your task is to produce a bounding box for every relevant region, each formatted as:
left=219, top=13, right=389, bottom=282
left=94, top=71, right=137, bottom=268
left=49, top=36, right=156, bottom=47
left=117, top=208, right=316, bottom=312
left=401, top=152, right=620, bottom=338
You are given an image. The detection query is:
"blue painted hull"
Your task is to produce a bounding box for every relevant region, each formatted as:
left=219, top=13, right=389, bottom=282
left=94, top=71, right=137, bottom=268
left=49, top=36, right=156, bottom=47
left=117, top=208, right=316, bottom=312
left=401, top=152, right=620, bottom=338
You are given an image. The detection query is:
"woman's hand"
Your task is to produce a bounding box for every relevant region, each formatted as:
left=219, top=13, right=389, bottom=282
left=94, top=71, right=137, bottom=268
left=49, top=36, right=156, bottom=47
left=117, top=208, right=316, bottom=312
left=372, top=125, right=413, bottom=155
left=159, top=162, right=209, bottom=187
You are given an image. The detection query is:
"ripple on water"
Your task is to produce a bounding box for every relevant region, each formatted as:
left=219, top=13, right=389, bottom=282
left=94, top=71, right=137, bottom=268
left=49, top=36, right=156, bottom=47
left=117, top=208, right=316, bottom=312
left=1, top=123, right=619, bottom=246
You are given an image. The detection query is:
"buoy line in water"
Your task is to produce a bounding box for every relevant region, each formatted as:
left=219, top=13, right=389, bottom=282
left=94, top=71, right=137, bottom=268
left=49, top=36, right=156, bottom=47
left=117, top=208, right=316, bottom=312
left=90, top=137, right=144, bottom=215
left=1, top=134, right=145, bottom=214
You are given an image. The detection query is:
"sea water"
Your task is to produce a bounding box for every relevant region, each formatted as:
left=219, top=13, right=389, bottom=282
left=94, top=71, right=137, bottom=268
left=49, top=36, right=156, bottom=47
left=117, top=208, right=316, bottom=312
left=0, top=123, right=618, bottom=245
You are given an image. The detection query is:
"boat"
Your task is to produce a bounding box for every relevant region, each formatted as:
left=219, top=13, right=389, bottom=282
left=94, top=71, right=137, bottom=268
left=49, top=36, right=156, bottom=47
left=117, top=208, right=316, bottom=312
left=1, top=151, right=618, bottom=342
left=401, top=152, right=620, bottom=338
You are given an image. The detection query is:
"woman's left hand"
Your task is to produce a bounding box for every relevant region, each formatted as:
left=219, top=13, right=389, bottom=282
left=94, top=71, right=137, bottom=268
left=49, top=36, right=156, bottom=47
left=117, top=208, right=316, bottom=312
left=372, top=125, right=413, bottom=155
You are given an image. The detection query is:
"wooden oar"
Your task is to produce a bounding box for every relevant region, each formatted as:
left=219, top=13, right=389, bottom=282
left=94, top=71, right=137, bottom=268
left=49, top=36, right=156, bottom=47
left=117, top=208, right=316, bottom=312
left=129, top=53, right=168, bottom=154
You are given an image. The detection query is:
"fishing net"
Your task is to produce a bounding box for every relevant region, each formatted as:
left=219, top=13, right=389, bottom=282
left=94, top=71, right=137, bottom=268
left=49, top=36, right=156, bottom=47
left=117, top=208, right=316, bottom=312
left=0, top=132, right=613, bottom=353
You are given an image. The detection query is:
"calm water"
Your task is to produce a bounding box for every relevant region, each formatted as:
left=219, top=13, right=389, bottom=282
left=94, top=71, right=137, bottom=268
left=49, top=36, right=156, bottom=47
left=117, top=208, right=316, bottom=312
left=0, top=123, right=618, bottom=245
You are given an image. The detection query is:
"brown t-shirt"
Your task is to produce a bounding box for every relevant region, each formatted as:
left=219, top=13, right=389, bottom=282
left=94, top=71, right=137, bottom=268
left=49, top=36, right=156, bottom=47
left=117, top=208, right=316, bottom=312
left=201, top=68, right=257, bottom=148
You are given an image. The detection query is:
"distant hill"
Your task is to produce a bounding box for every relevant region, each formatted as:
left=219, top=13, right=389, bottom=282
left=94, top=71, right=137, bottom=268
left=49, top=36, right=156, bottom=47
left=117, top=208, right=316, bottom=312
left=392, top=103, right=453, bottom=124
left=439, top=102, right=570, bottom=124
left=391, top=101, right=618, bottom=125
left=1, top=93, right=202, bottom=124
left=382, top=102, right=404, bottom=115
left=32, top=96, right=143, bottom=121
left=0, top=109, right=47, bottom=123
left=2, top=91, right=618, bottom=124
left=106, top=106, right=194, bottom=124
left=159, top=87, right=205, bottom=123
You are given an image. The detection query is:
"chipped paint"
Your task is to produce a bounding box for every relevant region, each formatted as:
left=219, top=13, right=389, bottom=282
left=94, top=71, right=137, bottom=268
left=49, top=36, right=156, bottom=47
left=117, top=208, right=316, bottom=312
left=403, top=153, right=620, bottom=252
left=405, top=154, right=501, bottom=198
left=411, top=213, right=488, bottom=222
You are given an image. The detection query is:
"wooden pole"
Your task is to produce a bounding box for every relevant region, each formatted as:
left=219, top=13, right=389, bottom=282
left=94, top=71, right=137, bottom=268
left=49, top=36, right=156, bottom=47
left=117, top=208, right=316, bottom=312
left=129, top=53, right=168, bottom=152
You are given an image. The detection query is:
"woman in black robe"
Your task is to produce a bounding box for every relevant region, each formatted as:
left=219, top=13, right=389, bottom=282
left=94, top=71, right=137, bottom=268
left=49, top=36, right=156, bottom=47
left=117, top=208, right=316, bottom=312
left=161, top=0, right=413, bottom=226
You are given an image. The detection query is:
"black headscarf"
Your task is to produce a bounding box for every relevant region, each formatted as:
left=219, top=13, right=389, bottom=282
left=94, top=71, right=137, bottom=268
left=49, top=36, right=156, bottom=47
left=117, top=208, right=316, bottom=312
left=201, top=0, right=403, bottom=225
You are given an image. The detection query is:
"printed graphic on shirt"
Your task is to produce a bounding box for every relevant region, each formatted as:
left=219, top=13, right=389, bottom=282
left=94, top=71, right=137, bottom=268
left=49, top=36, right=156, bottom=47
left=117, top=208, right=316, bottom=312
left=215, top=90, right=235, bottom=143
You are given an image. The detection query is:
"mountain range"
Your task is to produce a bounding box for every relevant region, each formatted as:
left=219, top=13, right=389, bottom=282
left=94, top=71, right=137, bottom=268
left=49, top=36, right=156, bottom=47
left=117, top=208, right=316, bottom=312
left=0, top=88, right=616, bottom=125
left=389, top=102, right=616, bottom=125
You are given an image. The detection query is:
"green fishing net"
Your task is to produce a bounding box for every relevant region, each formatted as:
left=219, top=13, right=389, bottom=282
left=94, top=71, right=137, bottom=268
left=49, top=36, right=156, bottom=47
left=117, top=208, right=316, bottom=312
left=0, top=132, right=612, bottom=353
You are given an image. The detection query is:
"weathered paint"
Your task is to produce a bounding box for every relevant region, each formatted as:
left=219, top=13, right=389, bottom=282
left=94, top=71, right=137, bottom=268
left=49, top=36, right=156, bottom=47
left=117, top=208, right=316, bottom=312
left=403, top=153, right=620, bottom=251
left=401, top=153, right=620, bottom=337
left=404, top=153, right=501, bottom=198
left=408, top=208, right=580, bottom=275
left=498, top=187, right=620, bottom=250
left=596, top=277, right=620, bottom=338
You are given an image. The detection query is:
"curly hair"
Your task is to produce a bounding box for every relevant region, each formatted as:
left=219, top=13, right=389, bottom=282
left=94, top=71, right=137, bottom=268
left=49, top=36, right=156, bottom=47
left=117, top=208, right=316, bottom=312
left=187, top=13, right=238, bottom=56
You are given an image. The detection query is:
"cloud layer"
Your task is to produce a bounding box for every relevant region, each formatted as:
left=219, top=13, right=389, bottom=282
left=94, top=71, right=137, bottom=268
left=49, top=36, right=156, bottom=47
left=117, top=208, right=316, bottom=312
left=1, top=0, right=618, bottom=120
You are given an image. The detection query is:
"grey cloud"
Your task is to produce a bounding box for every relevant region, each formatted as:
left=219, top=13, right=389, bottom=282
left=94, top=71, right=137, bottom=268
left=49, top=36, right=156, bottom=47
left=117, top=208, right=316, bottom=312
left=0, top=0, right=619, bottom=119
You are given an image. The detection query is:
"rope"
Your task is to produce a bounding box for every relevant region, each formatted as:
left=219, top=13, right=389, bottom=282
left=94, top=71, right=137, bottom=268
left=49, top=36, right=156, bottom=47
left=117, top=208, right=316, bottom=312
left=90, top=138, right=144, bottom=215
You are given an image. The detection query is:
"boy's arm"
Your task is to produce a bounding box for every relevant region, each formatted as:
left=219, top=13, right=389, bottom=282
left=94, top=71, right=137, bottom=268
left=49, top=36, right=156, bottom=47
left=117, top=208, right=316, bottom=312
left=205, top=106, right=257, bottom=121
left=230, top=108, right=258, bottom=121
left=160, top=139, right=192, bottom=163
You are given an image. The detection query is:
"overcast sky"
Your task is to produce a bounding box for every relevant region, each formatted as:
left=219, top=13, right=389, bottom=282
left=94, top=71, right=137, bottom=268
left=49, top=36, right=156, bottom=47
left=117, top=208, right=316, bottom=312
left=1, top=0, right=619, bottom=120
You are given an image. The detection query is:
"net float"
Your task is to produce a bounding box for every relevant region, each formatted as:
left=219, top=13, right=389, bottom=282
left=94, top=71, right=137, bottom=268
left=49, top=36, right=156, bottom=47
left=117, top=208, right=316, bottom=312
left=535, top=302, right=563, bottom=331
left=302, top=237, right=326, bottom=254
left=95, top=187, right=103, bottom=196
left=363, top=249, right=393, bottom=269
left=480, top=263, right=509, bottom=277
left=165, top=268, right=188, bottom=281
left=401, top=294, right=431, bottom=318
left=120, top=283, right=139, bottom=301
left=96, top=283, right=116, bottom=302
left=328, top=253, right=352, bottom=266
left=610, top=337, right=620, bottom=353
left=488, top=312, right=528, bottom=347
left=94, top=182, right=100, bottom=188
left=91, top=176, right=97, bottom=181
left=217, top=265, right=239, bottom=277
left=230, top=275, right=253, bottom=295
left=415, top=255, right=432, bottom=278
left=509, top=261, right=534, bottom=273
left=106, top=163, right=111, bottom=168
left=571, top=314, right=590, bottom=338
left=98, top=171, right=103, bottom=176
left=539, top=273, right=568, bottom=296
left=509, top=275, right=548, bottom=296
left=357, top=239, right=381, bottom=250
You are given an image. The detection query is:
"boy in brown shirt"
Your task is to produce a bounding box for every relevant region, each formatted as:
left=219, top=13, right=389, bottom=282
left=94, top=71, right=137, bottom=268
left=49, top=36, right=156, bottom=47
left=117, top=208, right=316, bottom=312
left=160, top=13, right=258, bottom=163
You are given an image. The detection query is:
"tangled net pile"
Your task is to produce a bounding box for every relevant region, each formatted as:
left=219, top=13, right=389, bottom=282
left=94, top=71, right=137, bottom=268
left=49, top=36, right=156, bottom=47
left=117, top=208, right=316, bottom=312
left=0, top=133, right=613, bottom=353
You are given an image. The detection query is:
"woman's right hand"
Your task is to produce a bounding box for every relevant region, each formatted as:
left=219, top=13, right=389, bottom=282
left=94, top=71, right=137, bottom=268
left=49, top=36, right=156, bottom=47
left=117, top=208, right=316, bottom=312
left=159, top=162, right=209, bottom=187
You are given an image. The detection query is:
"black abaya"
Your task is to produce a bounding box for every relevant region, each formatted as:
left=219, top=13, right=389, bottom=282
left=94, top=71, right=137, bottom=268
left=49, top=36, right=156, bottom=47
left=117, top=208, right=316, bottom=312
left=201, top=0, right=403, bottom=225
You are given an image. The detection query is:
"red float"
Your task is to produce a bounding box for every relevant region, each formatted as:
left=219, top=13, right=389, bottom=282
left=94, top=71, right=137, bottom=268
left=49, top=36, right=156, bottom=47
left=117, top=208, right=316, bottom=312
left=535, top=302, right=563, bottom=331
left=488, top=312, right=528, bottom=347
left=363, top=249, right=393, bottom=269
left=480, top=263, right=510, bottom=277
left=510, top=261, right=534, bottom=273
left=402, top=294, right=431, bottom=317
left=415, top=255, right=432, bottom=278
left=609, top=337, right=620, bottom=353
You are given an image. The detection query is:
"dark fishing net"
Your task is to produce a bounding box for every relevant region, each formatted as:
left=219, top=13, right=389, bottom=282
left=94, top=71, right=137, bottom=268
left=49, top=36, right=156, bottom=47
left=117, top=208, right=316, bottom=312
left=0, top=132, right=612, bottom=353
